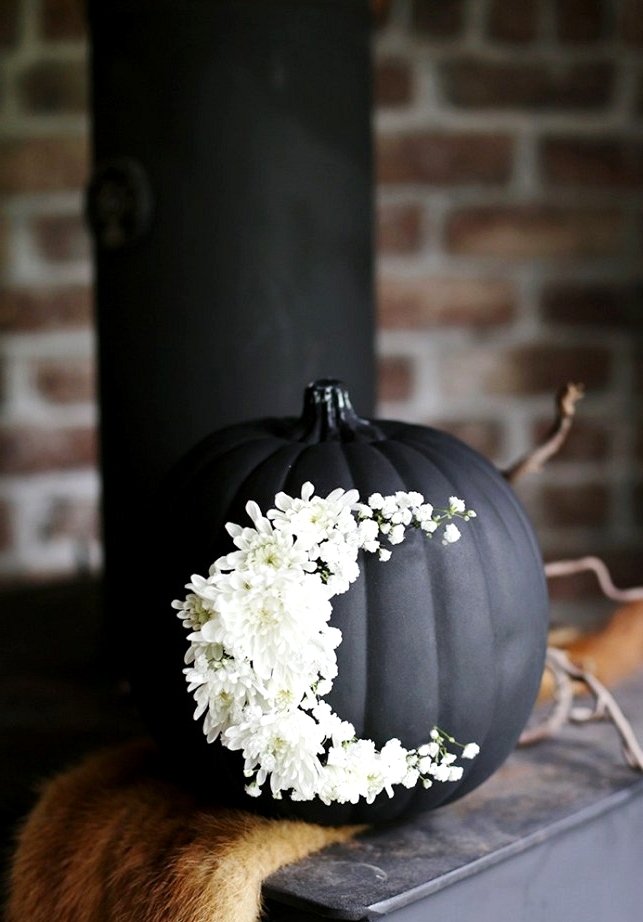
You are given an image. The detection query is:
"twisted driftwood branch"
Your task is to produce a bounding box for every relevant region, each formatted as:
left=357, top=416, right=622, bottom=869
left=544, top=556, right=643, bottom=602
left=503, top=382, right=585, bottom=483
left=501, top=381, right=643, bottom=772
left=519, top=648, right=643, bottom=772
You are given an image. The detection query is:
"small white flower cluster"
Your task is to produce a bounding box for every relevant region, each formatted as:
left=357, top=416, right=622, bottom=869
left=174, top=482, right=479, bottom=806
left=355, top=491, right=476, bottom=561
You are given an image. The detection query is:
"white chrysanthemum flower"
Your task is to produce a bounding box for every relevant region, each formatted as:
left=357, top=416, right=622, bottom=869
left=217, top=578, right=332, bottom=680
left=185, top=649, right=258, bottom=739
left=224, top=708, right=325, bottom=800
left=176, top=482, right=479, bottom=805
left=172, top=592, right=214, bottom=630
left=269, top=484, right=359, bottom=552
left=218, top=528, right=313, bottom=577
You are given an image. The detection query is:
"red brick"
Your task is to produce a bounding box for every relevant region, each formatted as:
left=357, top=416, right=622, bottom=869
left=531, top=417, right=610, bottom=463
left=439, top=57, right=614, bottom=110
left=0, top=137, right=89, bottom=193
left=444, top=205, right=623, bottom=259
left=39, top=497, right=97, bottom=542
left=540, top=482, right=610, bottom=527
left=378, top=357, right=413, bottom=401
left=541, top=282, right=643, bottom=328
left=35, top=359, right=95, bottom=404
left=555, top=0, right=610, bottom=42
left=375, top=59, right=413, bottom=108
left=509, top=344, right=612, bottom=394
left=31, top=213, right=90, bottom=263
left=486, top=0, right=539, bottom=43
left=441, top=343, right=612, bottom=396
left=428, top=418, right=503, bottom=460
left=376, top=203, right=423, bottom=254
left=376, top=133, right=513, bottom=185
left=541, top=137, right=643, bottom=187
left=413, top=0, right=464, bottom=37
left=0, top=426, right=96, bottom=474
left=0, top=287, right=92, bottom=332
left=41, top=0, right=87, bottom=40
left=377, top=276, right=515, bottom=328
left=17, top=60, right=87, bottom=116
left=620, top=0, right=643, bottom=46
left=0, top=0, right=20, bottom=49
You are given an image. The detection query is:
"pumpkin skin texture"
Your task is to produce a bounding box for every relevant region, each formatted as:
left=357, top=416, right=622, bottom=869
left=133, top=380, right=549, bottom=825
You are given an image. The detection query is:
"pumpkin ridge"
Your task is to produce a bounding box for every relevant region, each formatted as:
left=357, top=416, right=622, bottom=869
left=342, top=441, right=407, bottom=744
left=365, top=437, right=447, bottom=721
left=373, top=430, right=548, bottom=806
left=165, top=434, right=293, bottom=501
left=222, top=441, right=316, bottom=527
left=340, top=441, right=422, bottom=820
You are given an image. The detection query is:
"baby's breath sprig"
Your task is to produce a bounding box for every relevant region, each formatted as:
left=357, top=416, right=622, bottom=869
left=174, top=482, right=479, bottom=806
left=355, top=492, right=477, bottom=558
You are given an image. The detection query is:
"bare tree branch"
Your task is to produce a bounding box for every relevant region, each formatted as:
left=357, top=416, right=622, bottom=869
left=503, top=382, right=585, bottom=483
left=544, top=556, right=643, bottom=602
left=519, top=648, right=643, bottom=772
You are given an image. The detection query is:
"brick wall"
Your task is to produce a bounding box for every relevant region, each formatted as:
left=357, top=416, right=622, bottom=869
left=0, top=0, right=641, bottom=628
left=0, top=0, right=98, bottom=581
left=375, top=0, right=643, bottom=627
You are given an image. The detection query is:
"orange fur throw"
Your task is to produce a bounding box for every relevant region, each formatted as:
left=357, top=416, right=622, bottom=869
left=6, top=739, right=360, bottom=922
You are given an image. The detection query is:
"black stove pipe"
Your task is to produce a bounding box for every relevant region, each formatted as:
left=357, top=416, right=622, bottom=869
left=86, top=0, right=376, bottom=654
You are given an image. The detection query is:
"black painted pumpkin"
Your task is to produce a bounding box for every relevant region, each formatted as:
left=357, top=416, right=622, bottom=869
left=133, top=379, right=549, bottom=825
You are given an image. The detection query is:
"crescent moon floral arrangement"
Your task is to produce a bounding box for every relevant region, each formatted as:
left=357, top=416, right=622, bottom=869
left=173, top=482, right=480, bottom=807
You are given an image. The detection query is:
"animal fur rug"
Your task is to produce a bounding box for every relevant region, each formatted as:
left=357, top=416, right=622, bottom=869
left=6, top=739, right=358, bottom=922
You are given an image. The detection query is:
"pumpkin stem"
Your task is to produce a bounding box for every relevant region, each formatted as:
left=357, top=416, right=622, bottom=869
left=292, top=379, right=385, bottom=443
